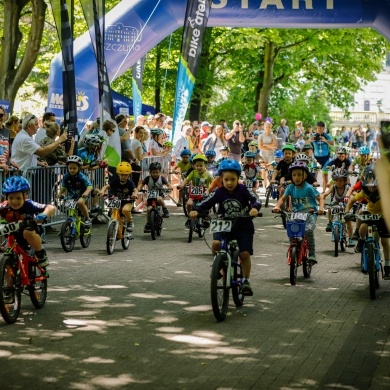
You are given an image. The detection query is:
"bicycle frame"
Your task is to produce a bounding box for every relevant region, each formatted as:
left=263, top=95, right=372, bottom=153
left=360, top=217, right=381, bottom=273
left=217, top=237, right=240, bottom=289
left=330, top=204, right=346, bottom=242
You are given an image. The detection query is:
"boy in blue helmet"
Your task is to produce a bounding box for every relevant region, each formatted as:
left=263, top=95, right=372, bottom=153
left=205, top=149, right=219, bottom=177
left=0, top=176, right=56, bottom=267
left=243, top=151, right=261, bottom=195
left=190, top=159, right=261, bottom=296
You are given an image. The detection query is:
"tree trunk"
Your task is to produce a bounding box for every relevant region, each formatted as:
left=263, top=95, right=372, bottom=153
left=0, top=0, right=47, bottom=108
left=257, top=40, right=276, bottom=119
left=154, top=45, right=162, bottom=113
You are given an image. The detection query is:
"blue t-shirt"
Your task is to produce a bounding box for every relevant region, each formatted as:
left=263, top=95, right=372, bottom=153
left=78, top=147, right=99, bottom=165
left=312, top=133, right=332, bottom=157
left=284, top=182, right=319, bottom=212
left=61, top=172, right=92, bottom=198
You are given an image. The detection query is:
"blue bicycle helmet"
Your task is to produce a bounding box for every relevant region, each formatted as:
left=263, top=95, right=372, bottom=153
left=180, top=148, right=191, bottom=157
left=218, top=159, right=242, bottom=175
left=274, top=150, right=283, bottom=158
left=244, top=151, right=256, bottom=159
left=359, top=145, right=370, bottom=155
left=189, top=153, right=198, bottom=163
left=2, top=176, right=31, bottom=194
left=205, top=150, right=216, bottom=158
left=149, top=162, right=162, bottom=171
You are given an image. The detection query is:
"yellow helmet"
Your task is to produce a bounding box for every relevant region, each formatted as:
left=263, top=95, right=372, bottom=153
left=116, top=162, right=132, bottom=174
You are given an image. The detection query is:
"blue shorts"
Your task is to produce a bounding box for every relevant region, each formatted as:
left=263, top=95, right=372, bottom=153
left=213, top=228, right=255, bottom=255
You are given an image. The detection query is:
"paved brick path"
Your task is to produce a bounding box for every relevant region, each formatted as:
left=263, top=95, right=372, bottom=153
left=1, top=191, right=390, bottom=389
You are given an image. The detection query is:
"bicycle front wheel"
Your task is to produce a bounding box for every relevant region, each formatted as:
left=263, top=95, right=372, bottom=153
left=121, top=223, right=131, bottom=250
left=367, top=242, right=378, bottom=300
left=210, top=253, right=230, bottom=322
left=188, top=218, right=194, bottom=243
left=60, top=220, right=75, bottom=252
left=28, top=263, right=47, bottom=309
left=150, top=210, right=157, bottom=240
left=302, top=241, right=312, bottom=278
left=106, top=220, right=117, bottom=255
left=264, top=186, right=272, bottom=208
left=231, top=251, right=244, bottom=307
left=182, top=189, right=189, bottom=217
left=333, top=225, right=339, bottom=257
left=80, top=223, right=92, bottom=248
left=290, top=246, right=298, bottom=285
left=0, top=254, right=21, bottom=324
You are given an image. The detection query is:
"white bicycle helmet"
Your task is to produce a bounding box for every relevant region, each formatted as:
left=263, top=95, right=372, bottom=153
left=84, top=133, right=103, bottom=148
left=66, top=155, right=83, bottom=166
left=295, top=153, right=310, bottom=163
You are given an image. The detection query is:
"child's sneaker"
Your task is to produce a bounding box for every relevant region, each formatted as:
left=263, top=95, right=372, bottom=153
left=308, top=255, right=317, bottom=264
left=36, top=249, right=49, bottom=267
left=241, top=280, right=253, bottom=296
left=84, top=218, right=92, bottom=230
left=185, top=219, right=191, bottom=228
left=347, top=238, right=355, bottom=247
left=354, top=238, right=365, bottom=253
left=384, top=266, right=390, bottom=280
left=126, top=221, right=134, bottom=232
left=144, top=223, right=151, bottom=233
left=325, top=222, right=332, bottom=232
left=162, top=207, right=170, bottom=218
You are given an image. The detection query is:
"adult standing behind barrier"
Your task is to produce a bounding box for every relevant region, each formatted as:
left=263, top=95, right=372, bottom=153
left=12, top=114, right=68, bottom=174
left=309, top=121, right=334, bottom=190
left=114, top=114, right=135, bottom=163
left=225, top=120, right=245, bottom=161
left=38, top=121, right=74, bottom=166
left=202, top=125, right=226, bottom=160
left=5, top=115, right=21, bottom=144
left=258, top=120, right=277, bottom=188
left=173, top=125, right=190, bottom=161
left=276, top=118, right=290, bottom=144
left=130, top=126, right=148, bottom=185
left=34, top=111, right=56, bottom=144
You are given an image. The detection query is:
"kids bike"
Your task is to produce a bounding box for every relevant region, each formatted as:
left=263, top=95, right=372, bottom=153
left=328, top=202, right=348, bottom=257
left=59, top=197, right=92, bottom=252
left=209, top=215, right=253, bottom=322
left=346, top=213, right=383, bottom=300
left=187, top=186, right=209, bottom=243
left=105, top=196, right=132, bottom=255
left=274, top=210, right=314, bottom=285
left=0, top=219, right=48, bottom=324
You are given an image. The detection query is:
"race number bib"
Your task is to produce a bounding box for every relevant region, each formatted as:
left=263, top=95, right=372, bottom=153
left=106, top=199, right=121, bottom=209
left=246, top=180, right=253, bottom=188
left=291, top=212, right=307, bottom=221
left=65, top=199, right=78, bottom=209
left=190, top=186, right=205, bottom=196
left=0, top=221, right=23, bottom=235
left=209, top=219, right=232, bottom=233
left=331, top=206, right=341, bottom=215
left=358, top=214, right=380, bottom=221
left=147, top=190, right=159, bottom=199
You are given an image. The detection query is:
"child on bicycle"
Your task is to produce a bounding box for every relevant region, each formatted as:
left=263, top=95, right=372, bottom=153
left=0, top=176, right=56, bottom=267
left=273, top=161, right=325, bottom=264
left=349, top=145, right=375, bottom=175
left=248, top=141, right=263, bottom=164
left=344, top=166, right=390, bottom=277
left=57, top=155, right=97, bottom=229
left=205, top=150, right=219, bottom=177
left=190, top=159, right=261, bottom=296
left=242, top=151, right=261, bottom=195
left=271, top=144, right=296, bottom=197
left=216, top=146, right=229, bottom=165
left=137, top=161, right=172, bottom=233
left=98, top=162, right=138, bottom=232
left=321, top=168, right=354, bottom=247
left=78, top=133, right=104, bottom=171
left=178, top=154, right=214, bottom=217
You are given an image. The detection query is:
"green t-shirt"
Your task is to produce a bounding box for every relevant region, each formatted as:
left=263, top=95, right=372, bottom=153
left=186, top=170, right=214, bottom=187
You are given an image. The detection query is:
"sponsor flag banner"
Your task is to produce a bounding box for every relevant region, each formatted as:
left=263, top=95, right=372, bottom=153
left=49, top=0, right=78, bottom=153
left=172, top=0, right=212, bottom=143
left=80, top=0, right=120, bottom=167
left=132, top=56, right=145, bottom=120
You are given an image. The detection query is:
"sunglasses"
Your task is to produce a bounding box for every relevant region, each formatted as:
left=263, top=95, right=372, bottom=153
left=27, top=115, right=36, bottom=127
left=0, top=113, right=4, bottom=118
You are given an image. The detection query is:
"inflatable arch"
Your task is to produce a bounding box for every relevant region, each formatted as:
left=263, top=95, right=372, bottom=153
left=47, top=0, right=390, bottom=127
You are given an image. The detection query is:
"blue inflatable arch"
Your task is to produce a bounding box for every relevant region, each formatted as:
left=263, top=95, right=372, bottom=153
left=48, top=0, right=390, bottom=126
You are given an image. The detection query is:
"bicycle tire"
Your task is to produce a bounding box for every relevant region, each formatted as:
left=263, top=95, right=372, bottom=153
left=264, top=186, right=272, bottom=208
left=210, top=253, right=229, bottom=322
left=290, top=246, right=298, bottom=285
left=0, top=254, right=21, bottom=324
left=156, top=216, right=162, bottom=237
left=60, top=220, right=75, bottom=252
left=188, top=218, right=194, bottom=243
left=367, top=242, right=377, bottom=299
left=333, top=225, right=339, bottom=257
left=106, top=220, right=117, bottom=255
left=150, top=210, right=157, bottom=240
left=231, top=251, right=244, bottom=307
left=302, top=241, right=312, bottom=278
left=121, top=223, right=131, bottom=250
left=80, top=224, right=92, bottom=248
left=197, top=221, right=205, bottom=239
left=340, top=226, right=346, bottom=252
left=28, top=263, right=47, bottom=309
left=182, top=189, right=189, bottom=217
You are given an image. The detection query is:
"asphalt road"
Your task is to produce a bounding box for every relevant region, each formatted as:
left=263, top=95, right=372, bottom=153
left=1, top=191, right=390, bottom=390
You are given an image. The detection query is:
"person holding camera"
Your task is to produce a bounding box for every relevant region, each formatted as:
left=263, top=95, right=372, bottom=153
left=310, top=121, right=334, bottom=190
left=225, top=120, right=245, bottom=161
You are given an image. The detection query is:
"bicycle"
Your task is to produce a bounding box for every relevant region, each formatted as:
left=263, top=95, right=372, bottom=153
left=0, top=219, right=47, bottom=324
left=274, top=210, right=315, bottom=285
left=209, top=215, right=254, bottom=322
left=264, top=173, right=279, bottom=208
left=105, top=196, right=133, bottom=255
left=140, top=189, right=170, bottom=240
left=346, top=213, right=382, bottom=300
left=187, top=186, right=209, bottom=243
left=59, top=197, right=92, bottom=252
left=328, top=202, right=348, bottom=257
